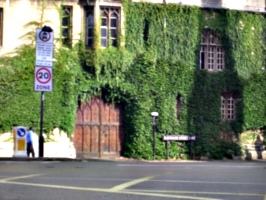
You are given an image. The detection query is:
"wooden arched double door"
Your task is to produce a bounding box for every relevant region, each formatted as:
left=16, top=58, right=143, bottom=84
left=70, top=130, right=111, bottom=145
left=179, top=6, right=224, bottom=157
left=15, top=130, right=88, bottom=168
left=74, top=98, right=124, bottom=159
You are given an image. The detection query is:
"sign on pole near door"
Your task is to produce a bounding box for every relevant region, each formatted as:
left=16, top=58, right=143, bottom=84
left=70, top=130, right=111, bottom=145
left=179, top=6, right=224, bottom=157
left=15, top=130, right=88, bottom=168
left=35, top=27, right=54, bottom=92
left=35, top=26, right=54, bottom=158
left=34, top=67, right=53, bottom=92
left=35, top=28, right=54, bottom=67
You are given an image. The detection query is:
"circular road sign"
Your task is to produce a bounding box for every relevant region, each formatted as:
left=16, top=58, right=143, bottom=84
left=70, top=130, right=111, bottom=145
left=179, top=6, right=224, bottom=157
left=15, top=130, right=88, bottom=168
left=39, top=31, right=51, bottom=42
left=36, top=67, right=51, bottom=84
left=17, top=128, right=27, bottom=137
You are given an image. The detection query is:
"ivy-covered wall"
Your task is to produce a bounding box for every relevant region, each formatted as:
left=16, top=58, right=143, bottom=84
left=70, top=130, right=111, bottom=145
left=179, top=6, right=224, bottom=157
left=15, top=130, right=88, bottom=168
left=0, top=2, right=265, bottom=159
left=0, top=46, right=82, bottom=135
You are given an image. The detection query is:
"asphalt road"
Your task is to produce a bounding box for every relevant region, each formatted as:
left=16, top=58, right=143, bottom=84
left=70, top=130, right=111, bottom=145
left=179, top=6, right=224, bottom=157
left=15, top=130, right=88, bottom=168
left=0, top=160, right=265, bottom=200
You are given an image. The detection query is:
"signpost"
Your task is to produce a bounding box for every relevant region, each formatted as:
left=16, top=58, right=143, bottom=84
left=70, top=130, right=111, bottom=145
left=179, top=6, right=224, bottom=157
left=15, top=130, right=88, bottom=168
left=35, top=26, right=54, bottom=158
left=35, top=67, right=52, bottom=92
left=13, top=126, right=27, bottom=157
left=162, top=135, right=197, bottom=160
left=35, top=28, right=54, bottom=67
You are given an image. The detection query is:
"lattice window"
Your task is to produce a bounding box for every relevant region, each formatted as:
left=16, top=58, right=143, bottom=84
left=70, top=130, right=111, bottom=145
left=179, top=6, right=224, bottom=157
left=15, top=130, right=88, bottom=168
left=100, top=7, right=120, bottom=47
left=221, top=92, right=236, bottom=121
left=86, top=7, right=94, bottom=47
left=0, top=8, right=3, bottom=46
left=61, top=6, right=72, bottom=47
left=200, top=29, right=224, bottom=71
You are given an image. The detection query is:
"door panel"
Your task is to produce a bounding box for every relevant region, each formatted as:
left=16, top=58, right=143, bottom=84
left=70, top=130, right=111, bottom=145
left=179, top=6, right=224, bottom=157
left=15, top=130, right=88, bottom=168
left=74, top=97, right=124, bottom=159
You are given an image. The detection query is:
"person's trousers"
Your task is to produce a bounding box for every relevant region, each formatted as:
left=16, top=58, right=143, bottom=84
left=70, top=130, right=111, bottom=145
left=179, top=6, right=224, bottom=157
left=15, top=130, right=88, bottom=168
left=27, top=142, right=35, bottom=157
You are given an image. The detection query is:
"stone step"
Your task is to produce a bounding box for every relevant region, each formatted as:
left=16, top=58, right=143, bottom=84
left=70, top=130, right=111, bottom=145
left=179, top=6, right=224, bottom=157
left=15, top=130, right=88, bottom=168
left=243, top=149, right=266, bottom=160
left=0, top=142, right=76, bottom=158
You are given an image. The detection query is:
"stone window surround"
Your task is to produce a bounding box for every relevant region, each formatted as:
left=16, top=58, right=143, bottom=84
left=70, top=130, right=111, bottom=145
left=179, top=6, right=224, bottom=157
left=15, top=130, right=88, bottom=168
left=61, top=5, right=73, bottom=47
left=221, top=92, right=236, bottom=121
left=200, top=28, right=225, bottom=71
left=84, top=1, right=123, bottom=48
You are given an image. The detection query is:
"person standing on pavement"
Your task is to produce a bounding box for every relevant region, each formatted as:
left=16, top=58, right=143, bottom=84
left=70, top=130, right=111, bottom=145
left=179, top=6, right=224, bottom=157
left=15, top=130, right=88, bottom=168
left=26, top=127, right=35, bottom=157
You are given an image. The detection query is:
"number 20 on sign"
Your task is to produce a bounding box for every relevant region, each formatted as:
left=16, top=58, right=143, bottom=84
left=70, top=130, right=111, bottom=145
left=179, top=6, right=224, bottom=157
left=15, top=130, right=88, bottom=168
left=34, top=66, right=53, bottom=92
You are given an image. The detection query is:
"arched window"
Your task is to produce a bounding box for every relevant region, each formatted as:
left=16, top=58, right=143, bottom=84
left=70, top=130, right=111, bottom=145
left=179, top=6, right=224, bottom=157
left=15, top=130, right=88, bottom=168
left=86, top=11, right=94, bottom=47
left=101, top=12, right=108, bottom=47
left=100, top=7, right=120, bottom=47
left=85, top=6, right=120, bottom=48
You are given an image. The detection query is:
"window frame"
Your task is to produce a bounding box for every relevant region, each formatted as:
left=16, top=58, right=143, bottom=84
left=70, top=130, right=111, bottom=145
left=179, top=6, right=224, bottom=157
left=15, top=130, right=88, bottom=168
left=200, top=29, right=224, bottom=71
left=85, top=7, right=94, bottom=48
left=221, top=92, right=236, bottom=121
left=61, top=5, right=73, bottom=47
left=100, top=7, right=120, bottom=48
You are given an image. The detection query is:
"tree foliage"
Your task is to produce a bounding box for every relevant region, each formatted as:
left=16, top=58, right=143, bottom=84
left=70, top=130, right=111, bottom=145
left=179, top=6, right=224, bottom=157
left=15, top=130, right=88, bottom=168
left=0, top=2, right=265, bottom=160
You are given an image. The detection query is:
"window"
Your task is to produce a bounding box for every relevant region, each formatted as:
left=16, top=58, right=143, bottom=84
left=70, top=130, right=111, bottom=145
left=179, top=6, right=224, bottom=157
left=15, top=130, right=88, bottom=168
left=86, top=7, right=94, bottom=47
left=0, top=8, right=3, bottom=46
left=100, top=7, right=120, bottom=47
left=61, top=6, right=72, bottom=47
left=200, top=29, right=224, bottom=71
left=221, top=92, right=236, bottom=120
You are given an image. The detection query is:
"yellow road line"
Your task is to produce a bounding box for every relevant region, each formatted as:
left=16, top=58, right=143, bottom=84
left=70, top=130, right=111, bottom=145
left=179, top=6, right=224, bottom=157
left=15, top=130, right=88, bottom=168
left=110, top=169, right=181, bottom=191
left=151, top=179, right=266, bottom=185
left=125, top=189, right=265, bottom=197
left=0, top=174, right=43, bottom=183
left=3, top=181, right=221, bottom=200
left=118, top=190, right=221, bottom=200
left=110, top=175, right=156, bottom=191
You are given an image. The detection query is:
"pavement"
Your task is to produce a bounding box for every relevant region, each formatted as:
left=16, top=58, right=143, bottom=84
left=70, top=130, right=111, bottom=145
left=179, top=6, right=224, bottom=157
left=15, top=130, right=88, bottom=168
left=1, top=141, right=266, bottom=162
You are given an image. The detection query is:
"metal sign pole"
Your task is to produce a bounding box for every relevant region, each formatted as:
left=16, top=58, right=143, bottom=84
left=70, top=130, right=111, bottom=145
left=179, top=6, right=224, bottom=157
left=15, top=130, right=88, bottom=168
left=35, top=25, right=53, bottom=158
left=39, top=91, right=44, bottom=157
left=150, top=112, right=159, bottom=160
left=152, top=116, right=156, bottom=160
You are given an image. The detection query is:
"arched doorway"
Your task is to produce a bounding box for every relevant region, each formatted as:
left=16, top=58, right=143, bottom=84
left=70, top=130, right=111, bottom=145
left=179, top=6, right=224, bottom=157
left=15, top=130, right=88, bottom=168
left=74, top=98, right=124, bottom=159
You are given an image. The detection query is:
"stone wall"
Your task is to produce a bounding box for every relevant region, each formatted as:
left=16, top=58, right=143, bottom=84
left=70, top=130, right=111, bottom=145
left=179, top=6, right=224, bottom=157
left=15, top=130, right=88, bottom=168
left=0, top=128, right=76, bottom=158
left=0, top=0, right=265, bottom=55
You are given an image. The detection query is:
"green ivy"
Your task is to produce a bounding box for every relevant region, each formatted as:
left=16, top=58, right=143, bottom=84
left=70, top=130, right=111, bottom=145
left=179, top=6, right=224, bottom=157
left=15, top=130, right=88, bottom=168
left=0, top=2, right=265, bottom=160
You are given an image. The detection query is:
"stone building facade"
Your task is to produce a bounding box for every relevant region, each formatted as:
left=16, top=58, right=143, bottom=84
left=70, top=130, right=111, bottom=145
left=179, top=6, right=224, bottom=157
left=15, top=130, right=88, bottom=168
left=0, top=0, right=264, bottom=55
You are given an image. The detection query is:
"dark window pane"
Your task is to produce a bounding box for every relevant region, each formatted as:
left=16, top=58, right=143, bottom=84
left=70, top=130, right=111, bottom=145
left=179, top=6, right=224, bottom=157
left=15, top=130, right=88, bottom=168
left=63, top=28, right=69, bottom=37
left=88, top=38, right=93, bottom=47
left=101, top=28, right=107, bottom=37
left=88, top=28, right=93, bottom=37
left=110, top=29, right=116, bottom=38
left=63, top=38, right=68, bottom=44
left=87, top=15, right=93, bottom=26
left=111, top=18, right=117, bottom=27
left=101, top=39, right=107, bottom=47
left=111, top=13, right=117, bottom=18
left=62, top=18, right=69, bottom=26
left=101, top=18, right=107, bottom=26
left=200, top=51, right=205, bottom=69
left=111, top=39, right=117, bottom=47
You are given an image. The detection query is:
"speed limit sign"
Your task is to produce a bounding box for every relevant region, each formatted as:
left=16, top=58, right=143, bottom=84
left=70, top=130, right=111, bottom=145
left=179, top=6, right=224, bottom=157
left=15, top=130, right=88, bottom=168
left=34, top=66, right=53, bottom=92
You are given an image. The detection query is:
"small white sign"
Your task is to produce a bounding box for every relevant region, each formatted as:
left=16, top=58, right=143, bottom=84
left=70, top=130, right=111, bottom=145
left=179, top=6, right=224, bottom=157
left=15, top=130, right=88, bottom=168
left=163, top=135, right=196, bottom=141
left=34, top=66, right=53, bottom=92
left=36, top=28, right=54, bottom=44
left=35, top=28, right=54, bottom=67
